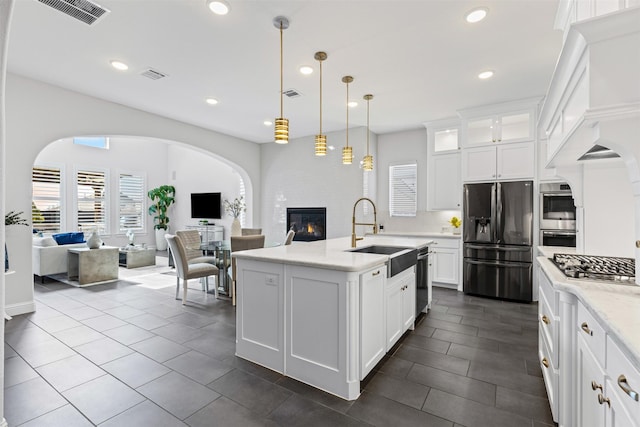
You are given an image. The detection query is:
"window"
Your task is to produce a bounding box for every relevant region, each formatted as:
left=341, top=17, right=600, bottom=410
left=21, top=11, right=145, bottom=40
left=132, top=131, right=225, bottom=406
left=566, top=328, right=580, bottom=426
left=32, top=166, right=62, bottom=233
left=76, top=169, right=107, bottom=233
left=239, top=177, right=246, bottom=227
left=118, top=173, right=145, bottom=232
left=73, top=136, right=109, bottom=149
left=389, top=163, right=417, bottom=217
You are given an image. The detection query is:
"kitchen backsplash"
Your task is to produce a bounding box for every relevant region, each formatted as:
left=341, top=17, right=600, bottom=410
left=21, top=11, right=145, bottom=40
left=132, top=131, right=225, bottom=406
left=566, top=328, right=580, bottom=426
left=377, top=210, right=462, bottom=233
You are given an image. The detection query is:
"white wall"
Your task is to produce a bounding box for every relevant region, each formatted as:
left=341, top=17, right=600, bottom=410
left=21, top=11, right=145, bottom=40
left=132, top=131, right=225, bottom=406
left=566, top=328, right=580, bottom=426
left=5, top=74, right=261, bottom=316
left=377, top=128, right=461, bottom=233
left=168, top=144, right=246, bottom=237
left=260, top=127, right=376, bottom=243
left=583, top=158, right=635, bottom=257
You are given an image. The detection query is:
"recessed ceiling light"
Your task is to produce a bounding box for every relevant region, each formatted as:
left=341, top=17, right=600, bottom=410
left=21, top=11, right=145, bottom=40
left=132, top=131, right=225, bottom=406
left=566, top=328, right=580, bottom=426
left=348, top=101, right=358, bottom=108
left=299, top=65, right=313, bottom=75
left=206, top=0, right=230, bottom=15
left=478, top=70, right=494, bottom=79
left=110, top=60, right=128, bottom=71
left=205, top=98, right=219, bottom=105
left=264, top=120, right=273, bottom=126
left=465, top=7, right=488, bottom=23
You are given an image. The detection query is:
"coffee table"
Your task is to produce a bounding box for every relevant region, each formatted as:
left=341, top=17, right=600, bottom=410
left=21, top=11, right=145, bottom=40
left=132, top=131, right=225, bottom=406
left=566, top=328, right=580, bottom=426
left=119, top=247, right=156, bottom=268
left=67, top=246, right=119, bottom=286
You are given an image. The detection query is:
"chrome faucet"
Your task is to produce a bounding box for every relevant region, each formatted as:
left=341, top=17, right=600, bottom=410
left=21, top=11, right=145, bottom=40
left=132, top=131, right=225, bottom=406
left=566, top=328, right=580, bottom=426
left=351, top=197, right=378, bottom=247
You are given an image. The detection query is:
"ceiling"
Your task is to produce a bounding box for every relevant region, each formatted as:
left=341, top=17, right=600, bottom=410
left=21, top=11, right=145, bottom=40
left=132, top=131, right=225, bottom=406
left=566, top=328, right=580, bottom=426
left=6, top=0, right=563, bottom=144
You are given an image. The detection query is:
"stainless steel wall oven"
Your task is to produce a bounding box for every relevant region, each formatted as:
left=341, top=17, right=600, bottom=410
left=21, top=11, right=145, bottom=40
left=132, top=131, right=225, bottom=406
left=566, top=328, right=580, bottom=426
left=539, top=182, right=576, bottom=247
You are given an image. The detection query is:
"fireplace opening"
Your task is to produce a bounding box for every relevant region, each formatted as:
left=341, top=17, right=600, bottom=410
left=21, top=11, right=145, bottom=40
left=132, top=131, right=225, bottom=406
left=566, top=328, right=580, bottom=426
left=286, top=207, right=326, bottom=242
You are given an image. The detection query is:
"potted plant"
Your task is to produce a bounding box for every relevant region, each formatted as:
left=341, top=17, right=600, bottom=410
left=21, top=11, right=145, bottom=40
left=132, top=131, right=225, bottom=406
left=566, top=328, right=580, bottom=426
left=449, top=216, right=462, bottom=235
left=148, top=185, right=175, bottom=251
left=223, top=196, right=245, bottom=236
left=5, top=210, right=28, bottom=271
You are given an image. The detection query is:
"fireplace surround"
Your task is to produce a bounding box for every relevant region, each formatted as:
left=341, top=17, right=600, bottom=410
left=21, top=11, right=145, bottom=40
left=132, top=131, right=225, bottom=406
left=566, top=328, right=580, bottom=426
left=286, top=207, right=326, bottom=241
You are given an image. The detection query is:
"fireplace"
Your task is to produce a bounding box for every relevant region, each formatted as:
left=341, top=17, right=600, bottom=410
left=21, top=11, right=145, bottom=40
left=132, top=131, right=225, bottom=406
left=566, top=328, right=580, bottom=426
left=286, top=207, right=326, bottom=241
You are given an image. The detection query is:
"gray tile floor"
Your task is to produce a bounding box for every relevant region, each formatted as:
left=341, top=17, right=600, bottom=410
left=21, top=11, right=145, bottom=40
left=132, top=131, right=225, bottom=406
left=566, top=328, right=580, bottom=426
left=4, top=261, right=556, bottom=426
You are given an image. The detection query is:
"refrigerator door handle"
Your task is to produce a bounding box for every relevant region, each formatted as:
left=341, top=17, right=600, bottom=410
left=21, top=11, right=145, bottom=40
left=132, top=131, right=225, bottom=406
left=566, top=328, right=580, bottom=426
left=495, top=182, right=502, bottom=244
left=465, top=244, right=531, bottom=252
left=491, top=183, right=497, bottom=243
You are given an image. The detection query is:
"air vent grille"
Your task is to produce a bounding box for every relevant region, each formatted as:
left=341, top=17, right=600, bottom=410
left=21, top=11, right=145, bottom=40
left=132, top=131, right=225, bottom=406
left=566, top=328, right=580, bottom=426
left=37, top=0, right=110, bottom=25
left=283, top=89, right=302, bottom=98
left=140, top=68, right=168, bottom=80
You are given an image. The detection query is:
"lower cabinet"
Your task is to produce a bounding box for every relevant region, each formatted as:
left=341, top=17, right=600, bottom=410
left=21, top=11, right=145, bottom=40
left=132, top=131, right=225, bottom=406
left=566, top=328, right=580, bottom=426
left=430, top=238, right=461, bottom=289
left=385, top=267, right=415, bottom=351
left=359, top=266, right=386, bottom=380
left=577, top=333, right=606, bottom=427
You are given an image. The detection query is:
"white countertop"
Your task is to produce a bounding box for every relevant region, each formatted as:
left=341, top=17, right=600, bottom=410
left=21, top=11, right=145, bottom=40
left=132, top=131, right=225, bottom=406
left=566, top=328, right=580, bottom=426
left=538, top=256, right=640, bottom=367
left=232, top=235, right=433, bottom=272
left=375, top=231, right=462, bottom=239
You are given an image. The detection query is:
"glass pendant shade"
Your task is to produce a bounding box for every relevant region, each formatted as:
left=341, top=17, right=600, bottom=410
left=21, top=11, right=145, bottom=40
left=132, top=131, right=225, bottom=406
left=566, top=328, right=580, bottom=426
left=315, top=134, right=327, bottom=156
left=342, top=146, right=353, bottom=164
left=362, top=154, right=373, bottom=171
left=274, top=118, right=289, bottom=144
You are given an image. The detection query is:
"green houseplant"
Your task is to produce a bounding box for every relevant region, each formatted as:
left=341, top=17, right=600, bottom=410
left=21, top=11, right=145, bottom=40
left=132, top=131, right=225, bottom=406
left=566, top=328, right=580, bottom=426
left=148, top=185, right=175, bottom=250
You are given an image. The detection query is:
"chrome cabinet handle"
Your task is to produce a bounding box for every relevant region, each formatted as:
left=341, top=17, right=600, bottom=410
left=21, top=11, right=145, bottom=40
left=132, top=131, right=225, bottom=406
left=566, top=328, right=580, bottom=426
left=372, top=270, right=381, bottom=276
left=591, top=381, right=603, bottom=392
left=618, top=375, right=639, bottom=401
left=581, top=322, right=593, bottom=336
left=541, top=358, right=549, bottom=368
left=597, top=394, right=611, bottom=407
left=541, top=315, right=550, bottom=325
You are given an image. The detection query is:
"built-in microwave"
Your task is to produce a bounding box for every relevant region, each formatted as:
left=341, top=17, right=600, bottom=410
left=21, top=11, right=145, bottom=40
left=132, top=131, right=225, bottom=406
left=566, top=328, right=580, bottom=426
left=540, top=230, right=577, bottom=247
left=539, top=182, right=576, bottom=231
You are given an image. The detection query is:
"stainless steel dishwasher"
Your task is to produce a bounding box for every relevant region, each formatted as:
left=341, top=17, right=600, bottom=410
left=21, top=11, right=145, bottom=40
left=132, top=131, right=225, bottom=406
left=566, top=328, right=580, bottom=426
left=415, top=246, right=429, bottom=317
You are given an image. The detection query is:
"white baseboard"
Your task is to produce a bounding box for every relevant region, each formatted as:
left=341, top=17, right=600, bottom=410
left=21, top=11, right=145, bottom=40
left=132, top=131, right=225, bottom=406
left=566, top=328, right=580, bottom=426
left=5, top=300, right=36, bottom=317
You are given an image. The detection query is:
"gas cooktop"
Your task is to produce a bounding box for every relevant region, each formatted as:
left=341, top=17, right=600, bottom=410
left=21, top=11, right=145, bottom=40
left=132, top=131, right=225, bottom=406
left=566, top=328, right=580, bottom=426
left=551, top=253, right=636, bottom=283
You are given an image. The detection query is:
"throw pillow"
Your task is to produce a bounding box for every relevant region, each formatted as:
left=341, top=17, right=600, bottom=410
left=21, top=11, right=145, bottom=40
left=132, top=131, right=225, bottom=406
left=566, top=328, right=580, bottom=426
left=52, top=232, right=85, bottom=245
left=33, top=236, right=58, bottom=247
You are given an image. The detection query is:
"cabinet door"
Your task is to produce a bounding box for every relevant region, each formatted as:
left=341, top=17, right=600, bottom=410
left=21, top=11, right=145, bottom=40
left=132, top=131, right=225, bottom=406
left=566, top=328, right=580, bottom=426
left=401, top=270, right=416, bottom=331
left=462, top=146, right=497, bottom=182
left=465, top=117, right=496, bottom=146
left=433, top=128, right=459, bottom=153
left=432, top=248, right=459, bottom=285
left=428, top=153, right=461, bottom=210
left=360, top=267, right=386, bottom=380
left=499, top=111, right=532, bottom=143
left=496, top=142, right=535, bottom=180
left=605, top=379, right=637, bottom=427
left=577, top=335, right=606, bottom=427
left=385, top=280, right=403, bottom=351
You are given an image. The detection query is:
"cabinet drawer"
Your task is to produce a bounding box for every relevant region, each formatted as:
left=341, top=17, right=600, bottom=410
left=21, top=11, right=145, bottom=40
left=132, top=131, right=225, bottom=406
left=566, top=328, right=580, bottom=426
left=539, top=333, right=559, bottom=422
left=606, top=336, right=640, bottom=420
left=577, top=301, right=606, bottom=365
left=539, top=290, right=557, bottom=366
left=431, top=238, right=460, bottom=250
left=538, top=267, right=557, bottom=315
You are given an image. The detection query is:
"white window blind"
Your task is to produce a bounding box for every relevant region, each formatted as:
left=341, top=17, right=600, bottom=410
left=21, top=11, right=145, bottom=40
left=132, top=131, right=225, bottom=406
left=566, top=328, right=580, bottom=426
left=118, top=173, right=145, bottom=232
left=32, top=166, right=62, bottom=233
left=76, top=170, right=107, bottom=233
left=239, top=177, right=246, bottom=227
left=389, top=163, right=417, bottom=217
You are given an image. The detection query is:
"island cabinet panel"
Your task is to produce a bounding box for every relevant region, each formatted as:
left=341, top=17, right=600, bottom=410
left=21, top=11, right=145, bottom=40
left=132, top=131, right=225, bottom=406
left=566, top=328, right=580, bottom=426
left=285, top=265, right=360, bottom=400
left=235, top=260, right=285, bottom=372
left=360, top=266, right=386, bottom=380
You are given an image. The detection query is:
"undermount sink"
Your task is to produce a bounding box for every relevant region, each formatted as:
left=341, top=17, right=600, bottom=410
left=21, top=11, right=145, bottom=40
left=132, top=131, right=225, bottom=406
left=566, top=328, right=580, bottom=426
left=348, top=245, right=418, bottom=277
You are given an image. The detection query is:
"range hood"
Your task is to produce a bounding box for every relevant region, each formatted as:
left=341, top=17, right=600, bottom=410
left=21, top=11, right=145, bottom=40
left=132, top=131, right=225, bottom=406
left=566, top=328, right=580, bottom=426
left=577, top=144, right=621, bottom=161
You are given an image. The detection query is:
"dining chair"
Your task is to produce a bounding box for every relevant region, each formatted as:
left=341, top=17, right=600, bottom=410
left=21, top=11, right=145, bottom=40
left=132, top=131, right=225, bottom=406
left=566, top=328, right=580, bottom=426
left=175, top=229, right=218, bottom=265
left=166, top=234, right=219, bottom=305
left=230, top=234, right=265, bottom=306
left=284, top=229, right=295, bottom=245
left=241, top=228, right=262, bottom=236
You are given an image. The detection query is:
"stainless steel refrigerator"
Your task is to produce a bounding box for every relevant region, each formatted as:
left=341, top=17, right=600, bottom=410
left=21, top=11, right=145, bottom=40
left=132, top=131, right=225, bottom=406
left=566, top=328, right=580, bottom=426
left=463, top=181, right=534, bottom=301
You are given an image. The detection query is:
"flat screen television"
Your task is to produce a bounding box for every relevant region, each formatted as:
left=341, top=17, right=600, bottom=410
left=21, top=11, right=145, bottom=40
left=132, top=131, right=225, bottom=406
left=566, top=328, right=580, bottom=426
left=190, top=192, right=222, bottom=219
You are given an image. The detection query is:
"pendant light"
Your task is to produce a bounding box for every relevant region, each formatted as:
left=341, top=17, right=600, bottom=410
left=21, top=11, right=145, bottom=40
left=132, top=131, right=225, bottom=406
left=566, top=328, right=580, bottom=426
left=342, top=76, right=354, bottom=164
left=273, top=16, right=290, bottom=144
left=362, top=94, right=374, bottom=171
left=314, top=52, right=327, bottom=156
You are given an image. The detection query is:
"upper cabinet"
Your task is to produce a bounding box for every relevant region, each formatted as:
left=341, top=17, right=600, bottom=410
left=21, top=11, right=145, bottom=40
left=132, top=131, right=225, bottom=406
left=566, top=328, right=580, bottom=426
left=425, top=119, right=462, bottom=210
left=465, top=111, right=534, bottom=147
left=462, top=142, right=535, bottom=182
left=425, top=118, right=460, bottom=155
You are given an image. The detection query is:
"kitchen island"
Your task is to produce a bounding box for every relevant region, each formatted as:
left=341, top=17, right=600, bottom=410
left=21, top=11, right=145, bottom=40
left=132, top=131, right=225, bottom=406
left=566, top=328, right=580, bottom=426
left=233, top=235, right=432, bottom=400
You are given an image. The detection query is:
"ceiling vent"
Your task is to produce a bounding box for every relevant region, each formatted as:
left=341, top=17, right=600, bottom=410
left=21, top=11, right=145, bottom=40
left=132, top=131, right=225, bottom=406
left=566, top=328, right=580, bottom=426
left=37, top=0, right=110, bottom=25
left=140, top=68, right=168, bottom=81
left=283, top=89, right=302, bottom=98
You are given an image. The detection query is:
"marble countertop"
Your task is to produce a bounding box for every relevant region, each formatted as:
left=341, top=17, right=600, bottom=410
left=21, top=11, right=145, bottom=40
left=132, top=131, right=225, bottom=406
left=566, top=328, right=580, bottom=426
left=375, top=231, right=462, bottom=239
left=538, top=256, right=640, bottom=368
left=537, top=245, right=577, bottom=258
left=232, top=235, right=434, bottom=272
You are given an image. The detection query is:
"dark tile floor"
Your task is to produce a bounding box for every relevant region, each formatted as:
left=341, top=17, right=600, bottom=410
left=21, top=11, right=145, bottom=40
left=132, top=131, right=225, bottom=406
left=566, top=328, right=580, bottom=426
left=4, top=263, right=556, bottom=426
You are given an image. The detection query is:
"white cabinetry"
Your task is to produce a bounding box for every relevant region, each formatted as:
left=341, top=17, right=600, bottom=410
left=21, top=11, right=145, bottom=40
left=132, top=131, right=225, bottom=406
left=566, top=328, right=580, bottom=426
left=430, top=238, right=460, bottom=289
left=428, top=153, right=461, bottom=210
left=359, top=266, right=386, bottom=379
left=462, top=142, right=535, bottom=182
left=577, top=332, right=606, bottom=427
left=464, top=110, right=533, bottom=147
left=385, top=267, right=415, bottom=351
